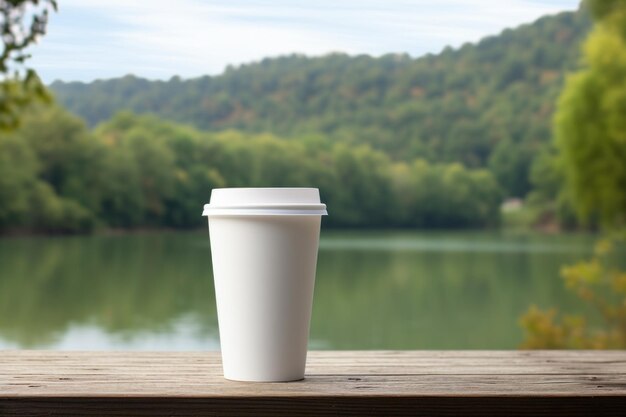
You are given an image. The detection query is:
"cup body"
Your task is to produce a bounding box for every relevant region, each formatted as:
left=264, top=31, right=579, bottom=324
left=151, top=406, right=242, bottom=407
left=203, top=188, right=326, bottom=382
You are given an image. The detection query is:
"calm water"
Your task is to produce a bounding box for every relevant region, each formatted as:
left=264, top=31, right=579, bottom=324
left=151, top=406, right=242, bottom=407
left=0, top=230, right=600, bottom=350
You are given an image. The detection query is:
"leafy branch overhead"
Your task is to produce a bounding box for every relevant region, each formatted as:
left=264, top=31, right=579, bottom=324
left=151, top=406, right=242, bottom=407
left=0, top=0, right=57, bottom=131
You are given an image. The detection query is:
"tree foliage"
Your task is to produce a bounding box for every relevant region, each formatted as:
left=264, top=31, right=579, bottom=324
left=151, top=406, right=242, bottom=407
left=50, top=8, right=591, bottom=198
left=0, top=0, right=56, bottom=131
left=0, top=108, right=503, bottom=234
left=555, top=0, right=626, bottom=227
left=521, top=0, right=626, bottom=349
left=521, top=237, right=626, bottom=349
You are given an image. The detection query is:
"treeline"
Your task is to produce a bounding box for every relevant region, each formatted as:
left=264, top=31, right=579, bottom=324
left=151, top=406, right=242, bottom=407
left=51, top=8, right=590, bottom=198
left=0, top=107, right=501, bottom=233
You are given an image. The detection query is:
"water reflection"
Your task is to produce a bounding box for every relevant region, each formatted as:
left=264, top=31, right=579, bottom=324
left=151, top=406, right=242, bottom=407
left=0, top=233, right=217, bottom=348
left=0, top=230, right=598, bottom=349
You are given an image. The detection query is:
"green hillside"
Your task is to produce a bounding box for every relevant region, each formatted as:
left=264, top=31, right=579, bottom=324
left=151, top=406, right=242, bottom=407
left=51, top=8, right=590, bottom=197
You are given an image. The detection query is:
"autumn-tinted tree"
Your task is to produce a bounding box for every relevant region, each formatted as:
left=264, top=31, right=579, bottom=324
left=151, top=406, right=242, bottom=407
left=51, top=8, right=591, bottom=197
left=521, top=0, right=626, bottom=349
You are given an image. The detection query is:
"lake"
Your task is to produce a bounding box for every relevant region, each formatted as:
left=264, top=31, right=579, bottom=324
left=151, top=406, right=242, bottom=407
left=0, top=230, right=600, bottom=350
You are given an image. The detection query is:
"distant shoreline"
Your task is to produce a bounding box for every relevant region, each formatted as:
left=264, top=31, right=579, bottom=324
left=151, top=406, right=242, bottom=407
left=0, top=223, right=569, bottom=239
left=0, top=227, right=204, bottom=239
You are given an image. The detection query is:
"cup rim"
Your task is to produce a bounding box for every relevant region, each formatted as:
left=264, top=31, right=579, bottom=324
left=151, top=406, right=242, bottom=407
left=202, top=203, right=327, bottom=216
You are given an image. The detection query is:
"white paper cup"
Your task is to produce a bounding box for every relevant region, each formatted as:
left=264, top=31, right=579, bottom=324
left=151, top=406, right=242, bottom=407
left=202, top=188, right=327, bottom=382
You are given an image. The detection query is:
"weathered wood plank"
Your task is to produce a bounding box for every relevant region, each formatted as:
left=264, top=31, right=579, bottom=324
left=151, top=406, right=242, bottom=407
left=1, top=351, right=626, bottom=416
left=3, top=397, right=626, bottom=417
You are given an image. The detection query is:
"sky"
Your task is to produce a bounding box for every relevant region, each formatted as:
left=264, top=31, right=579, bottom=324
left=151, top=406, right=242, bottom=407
left=30, top=0, right=580, bottom=83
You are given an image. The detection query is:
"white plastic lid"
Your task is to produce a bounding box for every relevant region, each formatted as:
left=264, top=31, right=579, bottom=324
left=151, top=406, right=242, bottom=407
left=202, top=188, right=328, bottom=216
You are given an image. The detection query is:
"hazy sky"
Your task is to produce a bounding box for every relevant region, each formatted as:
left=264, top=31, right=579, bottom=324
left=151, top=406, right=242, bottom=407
left=31, top=0, right=579, bottom=83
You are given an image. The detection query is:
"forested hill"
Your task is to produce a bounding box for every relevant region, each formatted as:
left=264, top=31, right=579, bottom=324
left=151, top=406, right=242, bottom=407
left=51, top=8, right=589, bottom=197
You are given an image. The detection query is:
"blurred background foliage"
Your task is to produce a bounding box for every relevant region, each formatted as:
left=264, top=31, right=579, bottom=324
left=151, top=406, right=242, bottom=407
left=0, top=0, right=56, bottom=130
left=0, top=107, right=502, bottom=233
left=1, top=0, right=626, bottom=350
left=0, top=2, right=598, bottom=234
left=521, top=236, right=626, bottom=348
left=520, top=0, right=626, bottom=348
left=51, top=8, right=589, bottom=202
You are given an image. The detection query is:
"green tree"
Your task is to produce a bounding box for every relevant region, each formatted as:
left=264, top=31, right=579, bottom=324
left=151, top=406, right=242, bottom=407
left=0, top=105, right=96, bottom=233
left=555, top=0, right=626, bottom=227
left=1, top=109, right=505, bottom=234
left=50, top=8, right=591, bottom=197
left=0, top=133, right=38, bottom=228
left=395, top=160, right=501, bottom=228
left=521, top=0, right=626, bottom=349
left=488, top=138, right=535, bottom=197
left=1, top=0, right=57, bottom=130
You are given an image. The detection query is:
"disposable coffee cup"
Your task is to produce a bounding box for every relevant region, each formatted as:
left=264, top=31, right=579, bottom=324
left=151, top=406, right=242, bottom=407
left=202, top=188, right=327, bottom=382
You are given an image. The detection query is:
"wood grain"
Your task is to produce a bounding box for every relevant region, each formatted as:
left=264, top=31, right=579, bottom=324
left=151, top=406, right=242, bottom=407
left=1, top=350, right=626, bottom=416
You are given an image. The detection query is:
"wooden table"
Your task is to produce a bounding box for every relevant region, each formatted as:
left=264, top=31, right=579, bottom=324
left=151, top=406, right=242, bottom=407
left=2, top=350, right=625, bottom=416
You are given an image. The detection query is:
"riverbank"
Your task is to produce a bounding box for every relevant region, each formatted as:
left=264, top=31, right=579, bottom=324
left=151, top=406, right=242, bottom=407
left=0, top=220, right=573, bottom=239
